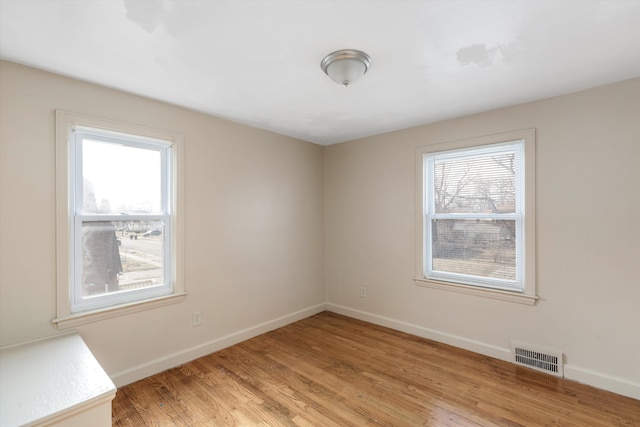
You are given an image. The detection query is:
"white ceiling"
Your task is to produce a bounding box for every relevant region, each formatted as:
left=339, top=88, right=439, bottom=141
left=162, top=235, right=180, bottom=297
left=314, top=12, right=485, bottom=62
left=1, top=1, right=640, bottom=145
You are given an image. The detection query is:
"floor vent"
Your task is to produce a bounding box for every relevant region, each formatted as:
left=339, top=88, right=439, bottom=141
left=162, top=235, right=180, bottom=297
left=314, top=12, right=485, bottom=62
left=511, top=341, right=563, bottom=377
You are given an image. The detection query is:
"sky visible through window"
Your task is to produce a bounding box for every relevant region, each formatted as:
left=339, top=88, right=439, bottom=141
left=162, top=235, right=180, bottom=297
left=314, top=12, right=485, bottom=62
left=82, top=139, right=161, bottom=214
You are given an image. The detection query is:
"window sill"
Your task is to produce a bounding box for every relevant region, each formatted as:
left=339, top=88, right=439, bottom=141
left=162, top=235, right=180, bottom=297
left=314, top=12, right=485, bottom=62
left=52, top=292, right=187, bottom=329
left=414, top=278, right=537, bottom=305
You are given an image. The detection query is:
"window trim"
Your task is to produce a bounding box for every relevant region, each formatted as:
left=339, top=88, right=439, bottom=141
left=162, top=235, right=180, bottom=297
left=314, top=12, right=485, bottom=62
left=414, top=129, right=537, bottom=305
left=54, top=111, right=185, bottom=328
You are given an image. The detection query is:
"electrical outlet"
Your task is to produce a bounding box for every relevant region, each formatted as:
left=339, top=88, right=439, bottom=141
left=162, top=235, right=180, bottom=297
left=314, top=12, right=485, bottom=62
left=360, top=287, right=367, bottom=298
left=192, top=311, right=202, bottom=327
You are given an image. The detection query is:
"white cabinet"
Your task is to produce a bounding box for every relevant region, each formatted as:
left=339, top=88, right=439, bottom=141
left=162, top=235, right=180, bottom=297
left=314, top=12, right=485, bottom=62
left=0, top=333, right=116, bottom=427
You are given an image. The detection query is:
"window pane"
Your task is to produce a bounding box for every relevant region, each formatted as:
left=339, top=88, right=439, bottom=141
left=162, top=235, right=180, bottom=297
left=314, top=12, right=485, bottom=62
left=434, top=152, right=516, bottom=214
left=431, top=218, right=516, bottom=281
left=82, top=139, right=162, bottom=214
left=81, top=220, right=164, bottom=297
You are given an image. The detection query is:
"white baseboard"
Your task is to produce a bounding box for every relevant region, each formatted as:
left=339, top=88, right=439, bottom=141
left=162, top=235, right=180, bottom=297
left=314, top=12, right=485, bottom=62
left=110, top=302, right=639, bottom=400
left=563, top=365, right=640, bottom=400
left=110, top=303, right=327, bottom=387
left=325, top=303, right=640, bottom=400
left=326, top=303, right=511, bottom=361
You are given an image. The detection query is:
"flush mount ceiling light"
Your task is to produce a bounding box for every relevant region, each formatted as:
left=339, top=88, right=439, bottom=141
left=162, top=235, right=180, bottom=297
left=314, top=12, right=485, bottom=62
left=321, top=49, right=371, bottom=87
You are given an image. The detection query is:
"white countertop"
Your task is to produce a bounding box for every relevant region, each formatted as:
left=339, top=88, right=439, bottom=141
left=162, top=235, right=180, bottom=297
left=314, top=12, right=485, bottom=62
left=0, top=332, right=116, bottom=427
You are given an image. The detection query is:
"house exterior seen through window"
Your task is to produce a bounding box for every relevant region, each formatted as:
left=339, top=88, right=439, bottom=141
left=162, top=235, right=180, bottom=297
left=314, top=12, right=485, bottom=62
left=71, top=129, right=172, bottom=312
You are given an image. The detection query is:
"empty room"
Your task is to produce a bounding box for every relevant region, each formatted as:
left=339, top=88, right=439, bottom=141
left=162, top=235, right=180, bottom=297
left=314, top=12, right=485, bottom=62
left=0, top=1, right=639, bottom=426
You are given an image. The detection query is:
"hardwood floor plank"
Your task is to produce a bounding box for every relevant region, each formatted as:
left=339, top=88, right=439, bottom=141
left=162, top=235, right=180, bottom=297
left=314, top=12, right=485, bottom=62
left=112, top=312, right=640, bottom=426
left=213, top=343, right=360, bottom=426
left=111, top=387, right=148, bottom=426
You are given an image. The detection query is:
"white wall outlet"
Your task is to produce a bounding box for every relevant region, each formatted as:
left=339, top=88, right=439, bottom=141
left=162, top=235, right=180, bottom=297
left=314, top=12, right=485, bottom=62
left=192, top=311, right=202, bottom=327
left=360, top=287, right=367, bottom=298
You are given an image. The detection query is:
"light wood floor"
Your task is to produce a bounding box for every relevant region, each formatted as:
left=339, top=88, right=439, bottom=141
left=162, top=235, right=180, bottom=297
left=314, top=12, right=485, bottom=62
left=112, top=312, right=640, bottom=426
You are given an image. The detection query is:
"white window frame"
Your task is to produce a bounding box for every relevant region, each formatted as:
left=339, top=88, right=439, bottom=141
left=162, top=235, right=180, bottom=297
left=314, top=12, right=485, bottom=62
left=415, top=129, right=537, bottom=305
left=54, top=111, right=185, bottom=328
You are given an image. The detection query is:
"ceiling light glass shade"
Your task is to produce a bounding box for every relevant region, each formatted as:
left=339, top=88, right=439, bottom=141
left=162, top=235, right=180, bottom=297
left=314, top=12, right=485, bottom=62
left=321, top=49, right=371, bottom=87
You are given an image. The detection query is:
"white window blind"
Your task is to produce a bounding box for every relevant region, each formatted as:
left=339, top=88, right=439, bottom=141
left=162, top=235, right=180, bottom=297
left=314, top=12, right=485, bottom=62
left=424, top=140, right=525, bottom=291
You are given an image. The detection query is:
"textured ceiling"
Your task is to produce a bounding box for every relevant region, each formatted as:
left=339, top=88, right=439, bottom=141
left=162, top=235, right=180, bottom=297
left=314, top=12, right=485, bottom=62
left=1, top=1, right=639, bottom=145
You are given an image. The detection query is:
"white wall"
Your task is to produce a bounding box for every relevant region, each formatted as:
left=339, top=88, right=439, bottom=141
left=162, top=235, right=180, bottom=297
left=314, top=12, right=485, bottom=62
left=1, top=60, right=638, bottom=399
left=325, top=78, right=640, bottom=399
left=0, top=60, right=326, bottom=385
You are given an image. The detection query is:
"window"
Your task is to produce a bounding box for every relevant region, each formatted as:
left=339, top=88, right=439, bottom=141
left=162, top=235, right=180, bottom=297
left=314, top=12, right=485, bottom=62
left=55, top=112, right=184, bottom=327
left=415, top=129, right=536, bottom=304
